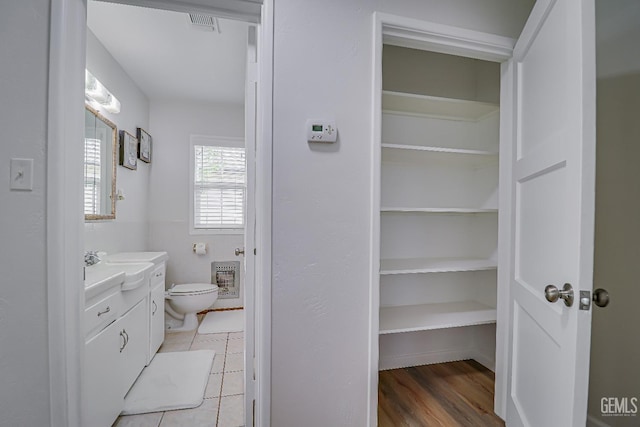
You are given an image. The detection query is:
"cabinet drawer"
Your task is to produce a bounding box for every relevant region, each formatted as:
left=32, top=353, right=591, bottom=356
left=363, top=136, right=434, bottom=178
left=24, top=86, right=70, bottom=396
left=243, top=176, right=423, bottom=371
left=85, top=291, right=120, bottom=337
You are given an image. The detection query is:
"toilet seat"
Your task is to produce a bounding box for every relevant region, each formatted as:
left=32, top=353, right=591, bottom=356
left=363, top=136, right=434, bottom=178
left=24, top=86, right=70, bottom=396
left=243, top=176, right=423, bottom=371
left=167, top=283, right=218, bottom=296
left=164, top=283, right=219, bottom=332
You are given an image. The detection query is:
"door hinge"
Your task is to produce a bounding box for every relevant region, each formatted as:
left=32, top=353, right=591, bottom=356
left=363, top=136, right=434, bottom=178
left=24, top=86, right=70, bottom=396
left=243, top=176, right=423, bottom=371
left=254, top=248, right=257, bottom=255
left=252, top=399, right=256, bottom=427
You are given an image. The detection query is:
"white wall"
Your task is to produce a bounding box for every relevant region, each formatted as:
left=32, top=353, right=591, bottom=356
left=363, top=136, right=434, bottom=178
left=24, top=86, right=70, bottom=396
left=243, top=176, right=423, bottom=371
left=0, top=2, right=52, bottom=425
left=148, top=100, right=244, bottom=308
left=271, top=0, right=533, bottom=425
left=588, top=72, right=640, bottom=426
left=84, top=29, right=151, bottom=254
left=595, top=0, right=640, bottom=79
left=383, top=46, right=500, bottom=103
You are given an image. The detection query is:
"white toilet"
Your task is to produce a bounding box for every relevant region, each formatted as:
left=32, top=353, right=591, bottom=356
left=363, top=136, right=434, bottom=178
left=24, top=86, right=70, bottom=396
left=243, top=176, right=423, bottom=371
left=164, top=283, right=218, bottom=332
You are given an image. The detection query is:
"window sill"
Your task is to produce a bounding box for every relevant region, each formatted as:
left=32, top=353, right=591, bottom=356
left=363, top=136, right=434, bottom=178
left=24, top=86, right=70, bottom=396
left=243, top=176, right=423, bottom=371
left=189, top=228, right=244, bottom=236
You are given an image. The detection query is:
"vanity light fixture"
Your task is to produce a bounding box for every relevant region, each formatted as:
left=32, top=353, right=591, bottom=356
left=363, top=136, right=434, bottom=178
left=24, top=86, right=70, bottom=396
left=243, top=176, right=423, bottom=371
left=85, top=70, right=121, bottom=114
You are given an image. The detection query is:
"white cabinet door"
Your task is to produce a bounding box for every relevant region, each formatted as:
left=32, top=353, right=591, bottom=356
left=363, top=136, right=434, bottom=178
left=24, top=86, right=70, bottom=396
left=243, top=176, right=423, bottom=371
left=118, top=299, right=149, bottom=396
left=503, top=0, right=596, bottom=425
left=149, top=281, right=165, bottom=362
left=83, top=322, right=122, bottom=427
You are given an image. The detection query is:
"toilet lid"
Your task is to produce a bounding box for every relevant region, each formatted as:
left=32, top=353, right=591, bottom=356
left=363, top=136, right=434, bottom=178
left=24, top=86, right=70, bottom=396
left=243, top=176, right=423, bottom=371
left=170, top=283, right=218, bottom=295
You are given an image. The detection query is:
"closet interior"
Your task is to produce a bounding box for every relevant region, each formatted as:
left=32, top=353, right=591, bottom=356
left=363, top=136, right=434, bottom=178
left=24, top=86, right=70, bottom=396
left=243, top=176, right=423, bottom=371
left=378, top=45, right=500, bottom=372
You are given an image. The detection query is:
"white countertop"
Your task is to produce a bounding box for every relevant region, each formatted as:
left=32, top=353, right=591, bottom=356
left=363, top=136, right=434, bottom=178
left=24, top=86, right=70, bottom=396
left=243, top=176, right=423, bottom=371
left=104, top=251, right=168, bottom=264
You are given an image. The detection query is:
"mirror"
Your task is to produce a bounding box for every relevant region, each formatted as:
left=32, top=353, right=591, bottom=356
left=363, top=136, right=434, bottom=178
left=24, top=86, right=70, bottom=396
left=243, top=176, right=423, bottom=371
left=84, top=105, right=117, bottom=220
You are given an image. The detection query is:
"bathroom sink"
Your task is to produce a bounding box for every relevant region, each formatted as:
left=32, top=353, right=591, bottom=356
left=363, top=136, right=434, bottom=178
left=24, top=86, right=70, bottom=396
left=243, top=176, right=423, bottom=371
left=103, top=261, right=154, bottom=291
left=85, top=264, right=125, bottom=300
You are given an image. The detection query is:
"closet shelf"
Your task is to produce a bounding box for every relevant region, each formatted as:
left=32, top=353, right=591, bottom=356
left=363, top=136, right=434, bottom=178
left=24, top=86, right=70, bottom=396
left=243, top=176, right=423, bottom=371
left=379, top=301, right=497, bottom=334
left=382, top=144, right=498, bottom=167
left=380, top=257, right=497, bottom=275
left=381, top=207, right=498, bottom=214
left=382, top=90, right=499, bottom=121
left=382, top=143, right=497, bottom=156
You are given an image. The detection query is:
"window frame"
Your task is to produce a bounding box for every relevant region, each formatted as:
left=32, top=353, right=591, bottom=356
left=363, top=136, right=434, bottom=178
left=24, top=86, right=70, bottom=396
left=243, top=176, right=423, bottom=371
left=189, top=135, right=246, bottom=235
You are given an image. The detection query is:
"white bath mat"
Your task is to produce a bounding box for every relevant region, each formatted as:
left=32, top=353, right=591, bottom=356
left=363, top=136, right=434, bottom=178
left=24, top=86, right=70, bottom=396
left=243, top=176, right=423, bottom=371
left=121, top=350, right=215, bottom=415
left=198, top=309, right=244, bottom=334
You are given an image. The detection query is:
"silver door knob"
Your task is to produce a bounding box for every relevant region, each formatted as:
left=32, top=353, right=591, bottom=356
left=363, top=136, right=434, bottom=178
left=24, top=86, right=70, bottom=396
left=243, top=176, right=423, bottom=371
left=545, top=283, right=574, bottom=307
left=235, top=248, right=245, bottom=256
left=592, top=288, right=610, bottom=308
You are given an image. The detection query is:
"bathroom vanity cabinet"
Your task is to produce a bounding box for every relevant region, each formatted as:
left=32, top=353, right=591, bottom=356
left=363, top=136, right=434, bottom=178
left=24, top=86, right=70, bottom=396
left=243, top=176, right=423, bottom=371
left=83, top=252, right=168, bottom=427
left=103, top=251, right=168, bottom=365
left=83, top=278, right=150, bottom=427
left=84, top=294, right=148, bottom=422
left=377, top=47, right=499, bottom=371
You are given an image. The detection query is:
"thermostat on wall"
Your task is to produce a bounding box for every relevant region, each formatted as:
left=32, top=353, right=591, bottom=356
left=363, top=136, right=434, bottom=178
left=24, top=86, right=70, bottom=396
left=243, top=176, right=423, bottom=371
left=306, top=119, right=337, bottom=143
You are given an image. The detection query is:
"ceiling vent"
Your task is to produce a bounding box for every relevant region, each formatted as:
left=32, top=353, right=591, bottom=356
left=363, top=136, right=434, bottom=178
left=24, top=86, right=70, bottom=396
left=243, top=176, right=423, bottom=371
left=188, top=13, right=220, bottom=33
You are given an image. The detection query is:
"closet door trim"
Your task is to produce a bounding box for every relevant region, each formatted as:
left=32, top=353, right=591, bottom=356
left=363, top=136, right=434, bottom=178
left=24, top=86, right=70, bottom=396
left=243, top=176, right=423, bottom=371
left=369, top=12, right=515, bottom=427
left=378, top=13, right=516, bottom=62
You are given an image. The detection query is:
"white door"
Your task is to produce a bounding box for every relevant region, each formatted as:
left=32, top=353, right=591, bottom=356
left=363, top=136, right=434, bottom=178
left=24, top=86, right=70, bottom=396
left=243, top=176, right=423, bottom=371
left=504, top=0, right=596, bottom=426
left=243, top=25, right=258, bottom=427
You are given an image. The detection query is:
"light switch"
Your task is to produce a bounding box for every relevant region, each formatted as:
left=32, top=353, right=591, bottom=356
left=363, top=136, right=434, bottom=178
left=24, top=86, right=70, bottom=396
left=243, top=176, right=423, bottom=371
left=10, top=158, right=34, bottom=191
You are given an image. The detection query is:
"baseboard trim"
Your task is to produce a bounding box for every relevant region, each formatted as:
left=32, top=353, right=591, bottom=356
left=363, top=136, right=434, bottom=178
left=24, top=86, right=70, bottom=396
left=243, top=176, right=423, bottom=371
left=470, top=351, right=496, bottom=372
left=379, top=349, right=475, bottom=371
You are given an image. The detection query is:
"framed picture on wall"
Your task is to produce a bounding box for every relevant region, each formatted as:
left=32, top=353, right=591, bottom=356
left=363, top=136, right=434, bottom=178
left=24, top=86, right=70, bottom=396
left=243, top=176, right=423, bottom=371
left=119, top=130, right=138, bottom=170
left=137, top=127, right=152, bottom=163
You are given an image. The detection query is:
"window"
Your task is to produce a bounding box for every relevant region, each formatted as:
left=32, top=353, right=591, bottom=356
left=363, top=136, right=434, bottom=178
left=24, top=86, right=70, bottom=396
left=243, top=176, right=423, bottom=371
left=191, top=138, right=246, bottom=233
left=84, top=137, right=101, bottom=215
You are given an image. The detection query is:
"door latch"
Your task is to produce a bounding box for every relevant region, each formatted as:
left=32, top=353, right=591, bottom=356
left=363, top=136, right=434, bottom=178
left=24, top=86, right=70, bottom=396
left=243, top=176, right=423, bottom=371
left=579, top=289, right=610, bottom=310
left=579, top=290, right=591, bottom=310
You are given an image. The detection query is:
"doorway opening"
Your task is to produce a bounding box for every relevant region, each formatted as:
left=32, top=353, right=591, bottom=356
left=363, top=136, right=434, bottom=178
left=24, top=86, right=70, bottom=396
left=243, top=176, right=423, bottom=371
left=85, top=1, right=253, bottom=425
left=369, top=13, right=515, bottom=426
left=47, top=0, right=272, bottom=426
left=376, top=42, right=502, bottom=426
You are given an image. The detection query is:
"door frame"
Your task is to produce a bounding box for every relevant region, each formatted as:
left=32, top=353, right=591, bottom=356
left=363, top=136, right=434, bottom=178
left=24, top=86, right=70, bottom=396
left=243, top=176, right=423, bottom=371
left=369, top=12, right=515, bottom=425
left=47, top=1, right=273, bottom=425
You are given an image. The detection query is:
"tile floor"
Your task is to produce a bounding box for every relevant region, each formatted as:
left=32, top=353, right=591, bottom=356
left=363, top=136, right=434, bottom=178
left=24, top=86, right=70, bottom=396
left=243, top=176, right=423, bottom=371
left=113, top=315, right=245, bottom=427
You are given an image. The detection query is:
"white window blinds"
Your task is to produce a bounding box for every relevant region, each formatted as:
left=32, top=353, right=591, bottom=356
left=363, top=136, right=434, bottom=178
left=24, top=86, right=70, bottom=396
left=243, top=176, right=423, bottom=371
left=193, top=145, right=246, bottom=229
left=84, top=137, right=101, bottom=215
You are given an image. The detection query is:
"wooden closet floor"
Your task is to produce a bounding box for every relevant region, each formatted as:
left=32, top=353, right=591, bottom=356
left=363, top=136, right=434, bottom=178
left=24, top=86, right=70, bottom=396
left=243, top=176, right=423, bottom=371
left=378, top=359, right=504, bottom=427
